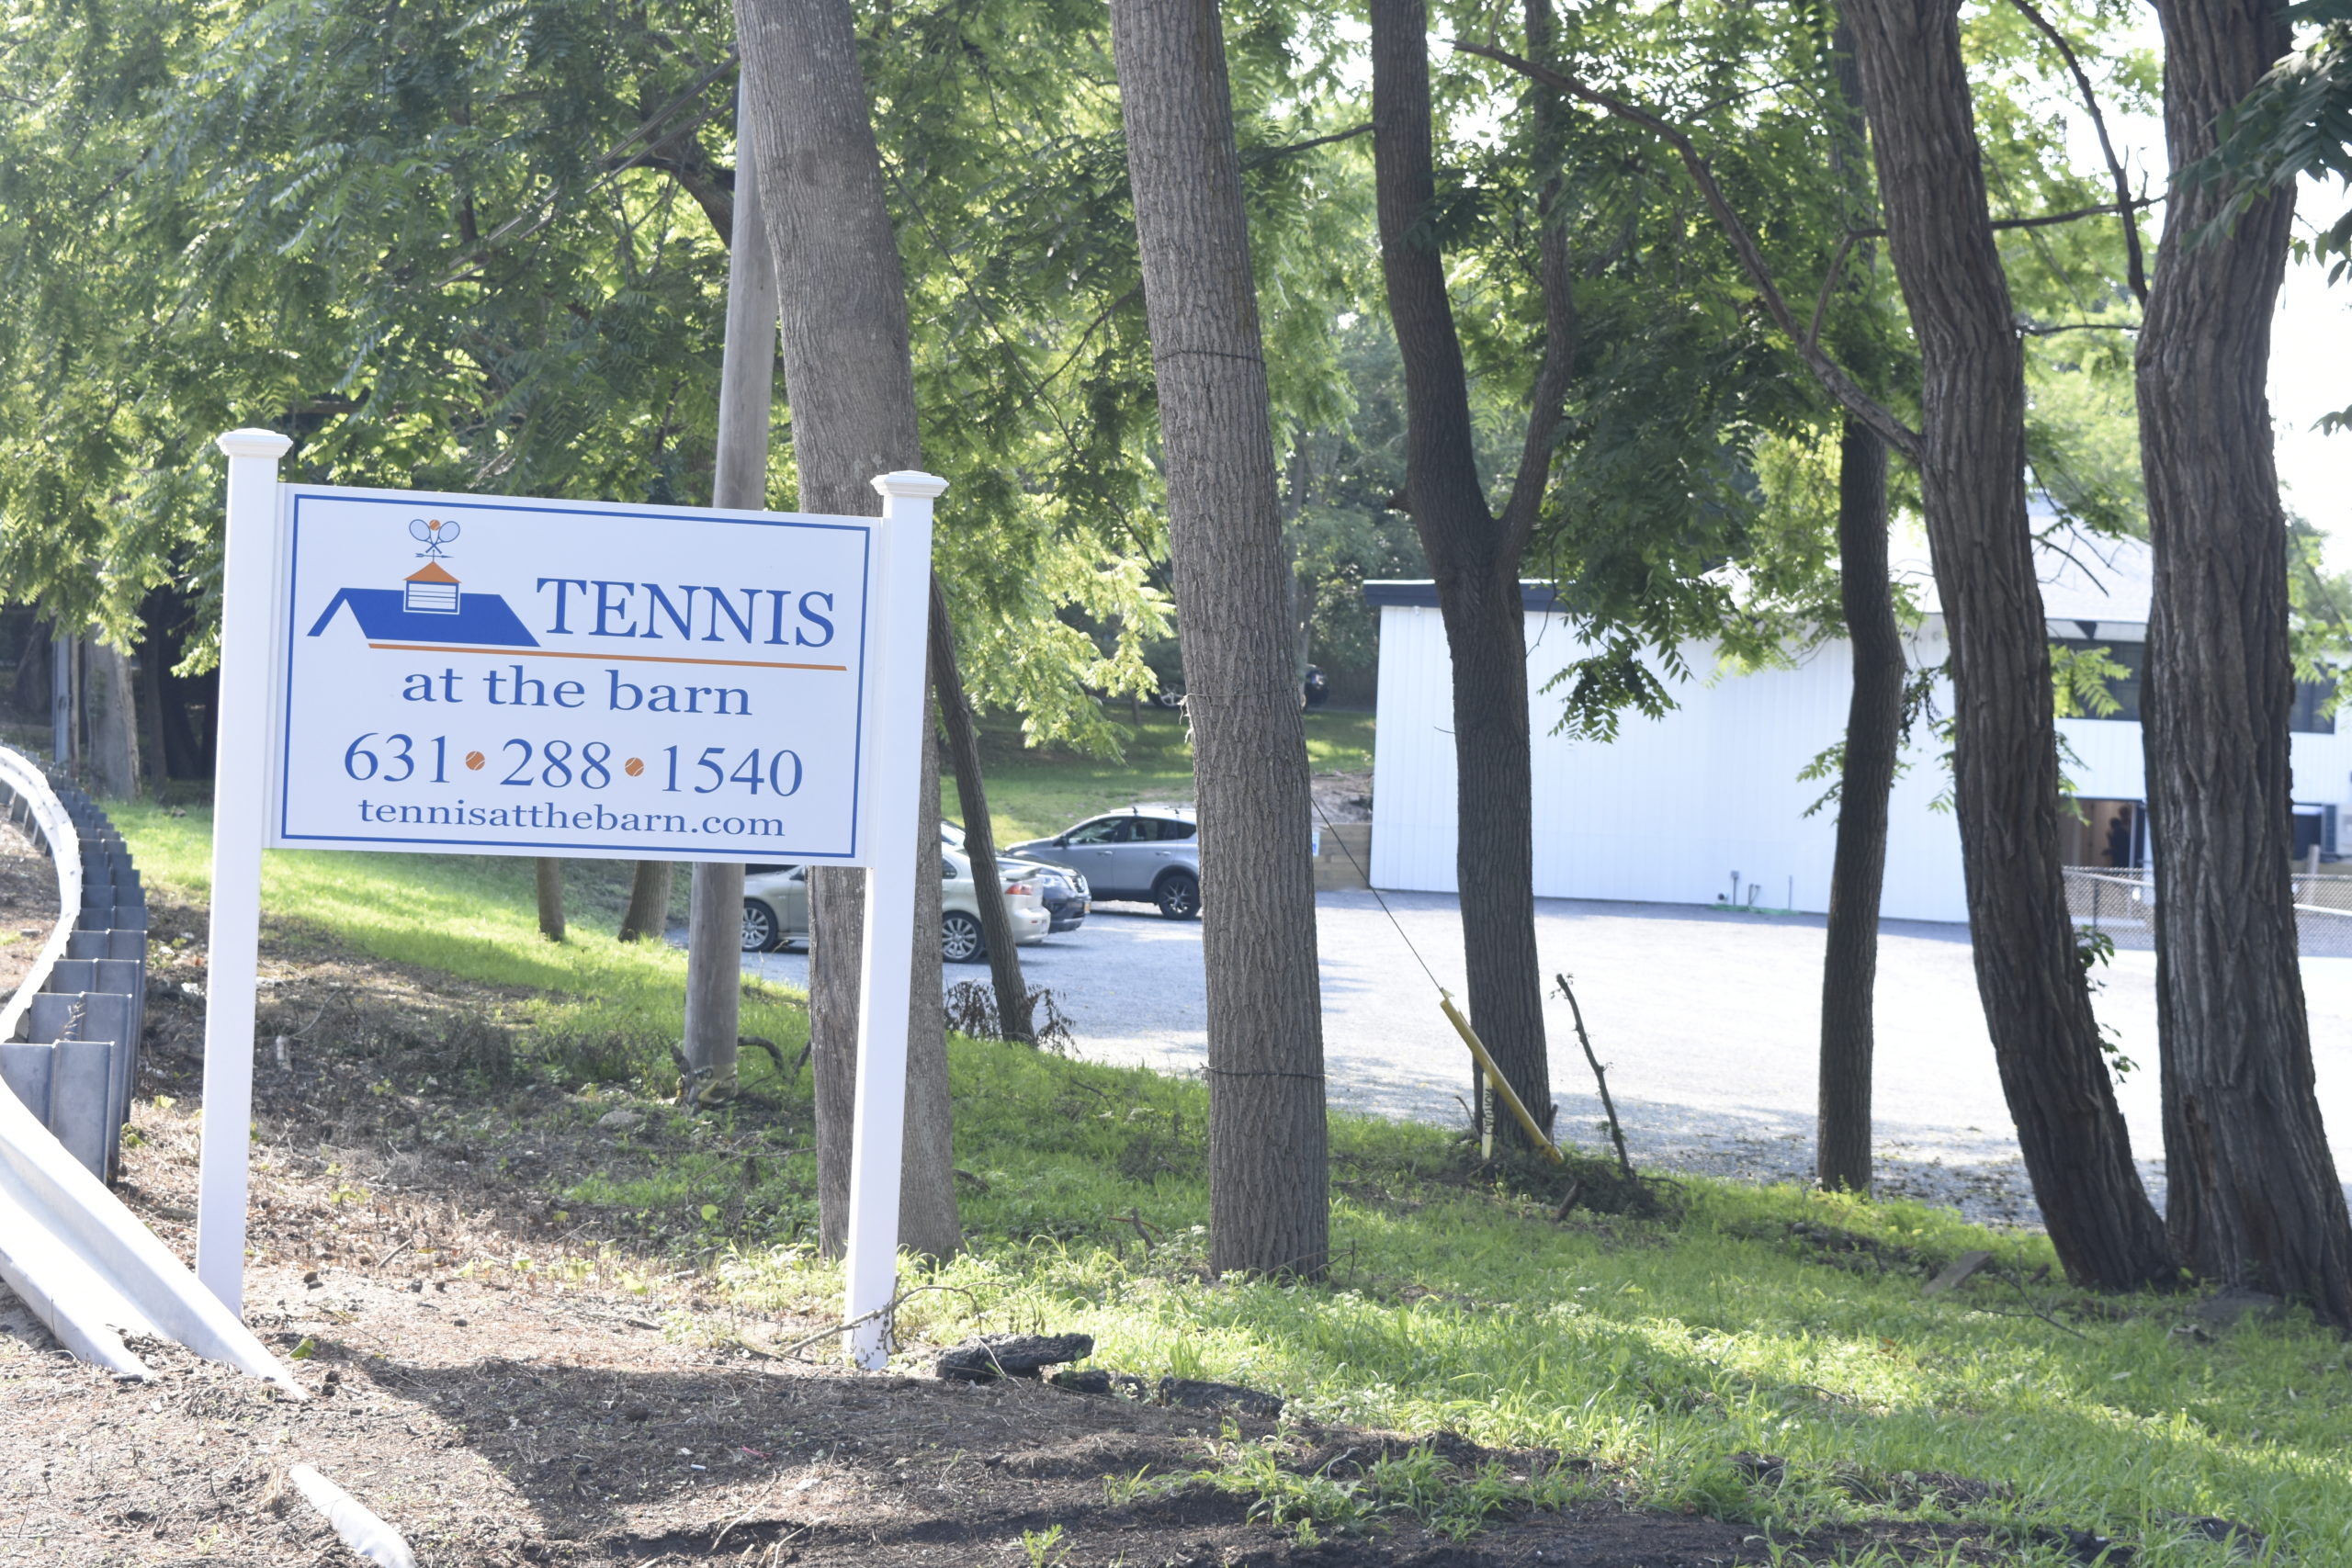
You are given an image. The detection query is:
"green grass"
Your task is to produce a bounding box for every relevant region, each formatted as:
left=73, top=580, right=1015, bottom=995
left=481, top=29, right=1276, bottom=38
left=948, top=706, right=1375, bottom=844
left=112, top=802, right=807, bottom=1064
left=111, top=805, right=2346, bottom=1565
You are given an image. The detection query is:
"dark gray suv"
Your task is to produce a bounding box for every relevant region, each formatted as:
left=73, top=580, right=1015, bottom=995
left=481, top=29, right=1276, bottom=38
left=1009, top=807, right=1200, bottom=919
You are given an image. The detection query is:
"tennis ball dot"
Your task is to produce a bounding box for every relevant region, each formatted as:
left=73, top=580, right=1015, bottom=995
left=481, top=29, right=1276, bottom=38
left=464, top=750, right=486, bottom=771
left=623, top=757, right=646, bottom=778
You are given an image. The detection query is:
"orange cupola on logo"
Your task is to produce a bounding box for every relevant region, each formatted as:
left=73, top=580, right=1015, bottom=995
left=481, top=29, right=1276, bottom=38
left=403, top=559, right=460, bottom=615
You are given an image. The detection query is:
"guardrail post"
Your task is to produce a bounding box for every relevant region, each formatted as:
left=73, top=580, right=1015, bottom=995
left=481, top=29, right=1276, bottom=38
left=195, top=428, right=290, bottom=1314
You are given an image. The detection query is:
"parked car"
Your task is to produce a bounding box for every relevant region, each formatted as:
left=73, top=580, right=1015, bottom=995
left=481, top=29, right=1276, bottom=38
left=942, top=821, right=1091, bottom=931
left=741, top=852, right=1051, bottom=961
left=1008, top=806, right=1200, bottom=919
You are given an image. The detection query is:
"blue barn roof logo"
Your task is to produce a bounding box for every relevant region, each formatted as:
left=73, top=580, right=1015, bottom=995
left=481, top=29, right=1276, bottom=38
left=306, top=520, right=540, bottom=649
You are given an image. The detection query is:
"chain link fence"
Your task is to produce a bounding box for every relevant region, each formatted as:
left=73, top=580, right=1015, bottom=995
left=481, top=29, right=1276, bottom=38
left=2063, top=866, right=2352, bottom=959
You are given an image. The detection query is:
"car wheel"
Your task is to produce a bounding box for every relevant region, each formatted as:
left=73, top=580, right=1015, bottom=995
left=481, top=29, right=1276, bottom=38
left=942, top=910, right=987, bottom=964
left=741, top=900, right=778, bottom=953
left=1152, top=688, right=1187, bottom=709
left=1155, top=870, right=1201, bottom=920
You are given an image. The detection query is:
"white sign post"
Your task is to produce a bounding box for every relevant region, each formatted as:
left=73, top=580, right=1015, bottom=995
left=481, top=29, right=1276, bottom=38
left=842, top=471, right=944, bottom=1370
left=195, top=428, right=295, bottom=1311
left=195, top=432, right=940, bottom=1368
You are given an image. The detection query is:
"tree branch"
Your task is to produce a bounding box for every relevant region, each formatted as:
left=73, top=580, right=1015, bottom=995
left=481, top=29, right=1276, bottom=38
left=1240, top=123, right=1374, bottom=167
left=2018, top=319, right=2137, bottom=336
left=600, top=52, right=742, bottom=170
left=1498, top=0, right=1577, bottom=557
left=1850, top=197, right=2157, bottom=239
left=2004, top=0, right=2147, bottom=303
left=1807, top=230, right=1863, bottom=352
left=1454, top=39, right=1923, bottom=464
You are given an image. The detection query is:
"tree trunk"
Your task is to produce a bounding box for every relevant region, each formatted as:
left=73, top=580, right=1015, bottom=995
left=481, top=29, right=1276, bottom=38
left=1843, top=0, right=2173, bottom=1288
left=1442, top=575, right=1547, bottom=1136
left=1111, top=0, right=1329, bottom=1278
left=931, top=575, right=1033, bottom=1043
left=535, top=857, right=565, bottom=942
left=82, top=638, right=141, bottom=799
left=900, top=713, right=960, bottom=1258
left=134, top=637, right=169, bottom=796
left=808, top=861, right=862, bottom=1255
left=1817, top=416, right=1902, bottom=1192
left=618, top=860, right=673, bottom=943
left=2137, top=0, right=2352, bottom=1325
left=738, top=0, right=957, bottom=1260
left=51, top=632, right=74, bottom=774
left=681, top=78, right=778, bottom=1106
left=681, top=862, right=739, bottom=1102
left=1369, top=0, right=1565, bottom=1144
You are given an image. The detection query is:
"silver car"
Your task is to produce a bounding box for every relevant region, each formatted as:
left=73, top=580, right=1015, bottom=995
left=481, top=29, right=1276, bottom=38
left=741, top=853, right=1050, bottom=961
left=942, top=822, right=1090, bottom=931
left=1008, top=806, right=1200, bottom=919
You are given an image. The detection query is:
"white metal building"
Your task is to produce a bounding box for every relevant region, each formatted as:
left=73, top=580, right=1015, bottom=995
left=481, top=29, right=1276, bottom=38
left=1365, top=533, right=2352, bottom=924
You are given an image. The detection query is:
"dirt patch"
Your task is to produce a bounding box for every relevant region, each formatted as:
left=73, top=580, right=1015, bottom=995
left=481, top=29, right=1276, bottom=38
left=0, top=818, right=57, bottom=998
left=1309, top=770, right=1373, bottom=826
left=2, top=897, right=1999, bottom=1564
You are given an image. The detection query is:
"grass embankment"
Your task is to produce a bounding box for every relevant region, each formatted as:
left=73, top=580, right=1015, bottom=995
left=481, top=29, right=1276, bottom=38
left=957, top=705, right=1374, bottom=842
left=114, top=804, right=2346, bottom=1564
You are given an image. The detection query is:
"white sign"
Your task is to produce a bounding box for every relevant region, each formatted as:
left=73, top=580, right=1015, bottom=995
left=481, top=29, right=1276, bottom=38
left=275, top=486, right=879, bottom=863
left=198, top=435, right=942, bottom=1375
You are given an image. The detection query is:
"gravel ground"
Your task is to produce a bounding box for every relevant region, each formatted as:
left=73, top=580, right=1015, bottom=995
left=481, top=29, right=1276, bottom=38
left=731, top=889, right=2352, bottom=1230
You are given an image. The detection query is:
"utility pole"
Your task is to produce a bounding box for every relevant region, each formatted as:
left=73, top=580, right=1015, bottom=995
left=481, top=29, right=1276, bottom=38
left=680, top=83, right=780, bottom=1106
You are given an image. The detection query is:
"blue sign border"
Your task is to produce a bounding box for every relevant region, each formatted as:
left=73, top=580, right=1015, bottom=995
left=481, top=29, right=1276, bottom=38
left=274, top=487, right=876, bottom=861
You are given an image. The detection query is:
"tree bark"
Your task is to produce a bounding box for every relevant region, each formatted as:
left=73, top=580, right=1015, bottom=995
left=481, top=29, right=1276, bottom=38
left=681, top=862, right=739, bottom=1101
left=134, top=637, right=169, bottom=797
left=1842, top=0, right=2173, bottom=1287
left=738, top=0, right=958, bottom=1260
left=1817, top=416, right=1901, bottom=1192
left=2137, top=0, right=2352, bottom=1325
left=1815, top=19, right=1903, bottom=1195
left=900, top=713, right=960, bottom=1258
left=535, top=857, right=565, bottom=942
left=1111, top=0, right=1329, bottom=1278
left=681, top=78, right=777, bottom=1106
left=1369, top=0, right=1566, bottom=1144
left=618, top=860, right=673, bottom=943
left=51, top=632, right=74, bottom=774
left=931, top=575, right=1033, bottom=1042
left=81, top=638, right=141, bottom=800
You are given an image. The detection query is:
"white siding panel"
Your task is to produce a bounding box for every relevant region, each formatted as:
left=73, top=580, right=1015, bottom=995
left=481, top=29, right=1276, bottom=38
left=1368, top=606, right=1459, bottom=892
left=1370, top=602, right=2352, bottom=921
left=1371, top=606, right=1967, bottom=922
left=2291, top=731, right=2352, bottom=813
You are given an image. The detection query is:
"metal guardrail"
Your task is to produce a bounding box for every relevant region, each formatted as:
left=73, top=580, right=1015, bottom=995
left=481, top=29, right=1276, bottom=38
left=0, top=744, right=297, bottom=1393
left=0, top=745, right=147, bottom=1179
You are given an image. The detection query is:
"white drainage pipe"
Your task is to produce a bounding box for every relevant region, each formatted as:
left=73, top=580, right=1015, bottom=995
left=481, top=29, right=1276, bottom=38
left=288, top=1464, right=418, bottom=1568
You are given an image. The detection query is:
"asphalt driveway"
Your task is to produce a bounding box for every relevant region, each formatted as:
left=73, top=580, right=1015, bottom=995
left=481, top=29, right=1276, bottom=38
left=732, top=891, right=2352, bottom=1222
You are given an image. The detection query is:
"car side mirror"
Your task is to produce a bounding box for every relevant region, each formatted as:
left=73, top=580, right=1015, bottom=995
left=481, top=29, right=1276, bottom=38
left=1055, top=834, right=1070, bottom=846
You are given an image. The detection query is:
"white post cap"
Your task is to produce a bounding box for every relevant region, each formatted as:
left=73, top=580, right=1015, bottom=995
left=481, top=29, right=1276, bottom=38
left=216, top=429, right=293, bottom=459
left=870, top=470, right=949, bottom=500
